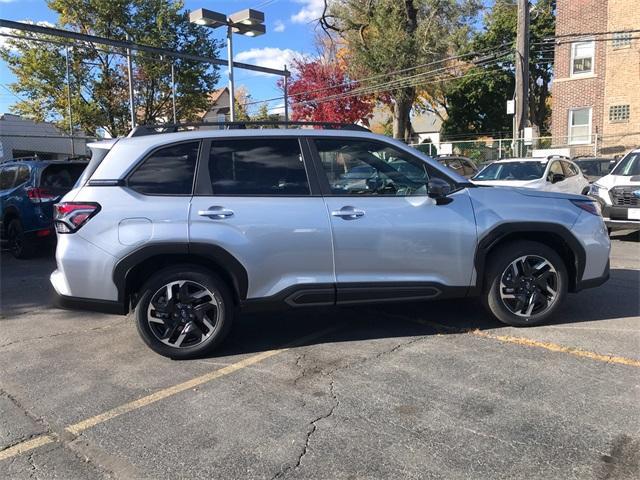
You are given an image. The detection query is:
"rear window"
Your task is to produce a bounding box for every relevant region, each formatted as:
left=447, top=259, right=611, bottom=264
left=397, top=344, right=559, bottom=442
left=40, top=164, right=87, bottom=192
left=128, top=142, right=199, bottom=195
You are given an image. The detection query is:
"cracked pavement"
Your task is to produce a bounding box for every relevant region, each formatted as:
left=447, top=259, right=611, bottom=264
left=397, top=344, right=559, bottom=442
left=0, top=231, right=639, bottom=479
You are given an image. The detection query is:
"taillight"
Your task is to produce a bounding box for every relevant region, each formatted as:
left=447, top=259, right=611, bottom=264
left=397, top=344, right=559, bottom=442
left=26, top=187, right=58, bottom=203
left=54, top=202, right=101, bottom=233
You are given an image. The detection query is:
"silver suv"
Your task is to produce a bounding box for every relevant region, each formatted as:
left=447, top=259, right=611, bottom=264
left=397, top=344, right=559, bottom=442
left=51, top=125, right=610, bottom=359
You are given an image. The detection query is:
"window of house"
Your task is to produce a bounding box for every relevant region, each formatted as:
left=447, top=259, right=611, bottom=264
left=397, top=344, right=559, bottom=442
left=568, top=108, right=592, bottom=145
left=612, top=32, right=632, bottom=49
left=609, top=104, right=630, bottom=122
left=571, top=41, right=594, bottom=76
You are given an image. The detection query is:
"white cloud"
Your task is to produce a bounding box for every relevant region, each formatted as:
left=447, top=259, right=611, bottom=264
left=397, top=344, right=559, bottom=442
left=0, top=20, right=55, bottom=51
left=273, top=20, right=285, bottom=33
left=291, top=0, right=325, bottom=24
left=235, top=47, right=305, bottom=75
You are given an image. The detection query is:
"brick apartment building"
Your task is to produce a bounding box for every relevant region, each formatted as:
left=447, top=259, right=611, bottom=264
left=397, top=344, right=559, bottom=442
left=551, top=0, right=640, bottom=156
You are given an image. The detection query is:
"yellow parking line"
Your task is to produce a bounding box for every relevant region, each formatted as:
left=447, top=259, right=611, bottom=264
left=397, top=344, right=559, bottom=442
left=409, top=317, right=640, bottom=368
left=0, top=326, right=338, bottom=462
left=0, top=434, right=57, bottom=462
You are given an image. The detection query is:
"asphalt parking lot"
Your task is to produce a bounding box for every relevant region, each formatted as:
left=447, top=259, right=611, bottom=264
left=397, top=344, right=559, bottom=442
left=1, top=232, right=639, bottom=479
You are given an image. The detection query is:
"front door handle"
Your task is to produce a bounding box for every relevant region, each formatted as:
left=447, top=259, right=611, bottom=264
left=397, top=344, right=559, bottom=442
left=198, top=206, right=234, bottom=219
left=331, top=206, right=365, bottom=219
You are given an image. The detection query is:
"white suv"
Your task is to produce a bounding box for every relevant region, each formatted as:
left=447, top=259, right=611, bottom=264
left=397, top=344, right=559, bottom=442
left=472, top=156, right=589, bottom=195
left=51, top=124, right=610, bottom=359
left=587, top=148, right=640, bottom=232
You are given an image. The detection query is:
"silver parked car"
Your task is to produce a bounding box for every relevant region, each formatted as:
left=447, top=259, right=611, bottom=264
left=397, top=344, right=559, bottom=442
left=51, top=124, right=610, bottom=358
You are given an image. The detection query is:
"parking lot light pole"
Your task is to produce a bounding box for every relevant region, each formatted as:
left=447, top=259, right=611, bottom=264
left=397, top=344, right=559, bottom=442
left=189, top=8, right=266, bottom=122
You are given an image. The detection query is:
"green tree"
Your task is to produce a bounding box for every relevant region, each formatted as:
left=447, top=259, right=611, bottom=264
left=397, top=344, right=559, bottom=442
left=1, top=0, right=221, bottom=137
left=322, top=0, right=480, bottom=141
left=442, top=0, right=556, bottom=136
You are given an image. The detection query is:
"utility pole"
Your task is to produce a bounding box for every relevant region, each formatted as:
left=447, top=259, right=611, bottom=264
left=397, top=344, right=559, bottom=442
left=126, top=34, right=136, bottom=129
left=226, top=24, right=235, bottom=121
left=514, top=0, right=530, bottom=157
left=283, top=65, right=289, bottom=122
left=64, top=46, right=75, bottom=156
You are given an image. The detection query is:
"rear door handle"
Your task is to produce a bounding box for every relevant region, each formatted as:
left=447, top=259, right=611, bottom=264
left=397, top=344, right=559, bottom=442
left=331, top=206, right=365, bottom=219
left=198, top=206, right=234, bottom=219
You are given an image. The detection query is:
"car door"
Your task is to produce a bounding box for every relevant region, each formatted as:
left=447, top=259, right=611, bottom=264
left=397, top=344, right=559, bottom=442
left=310, top=137, right=477, bottom=303
left=189, top=136, right=334, bottom=302
left=545, top=160, right=568, bottom=192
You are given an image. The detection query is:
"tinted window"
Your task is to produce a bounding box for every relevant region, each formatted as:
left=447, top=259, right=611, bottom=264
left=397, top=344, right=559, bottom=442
left=548, top=161, right=564, bottom=181
left=15, top=166, right=30, bottom=185
left=314, top=139, right=444, bottom=196
left=128, top=142, right=199, bottom=195
left=461, top=159, right=478, bottom=177
left=207, top=138, right=309, bottom=195
left=0, top=166, right=18, bottom=190
left=40, top=164, right=86, bottom=192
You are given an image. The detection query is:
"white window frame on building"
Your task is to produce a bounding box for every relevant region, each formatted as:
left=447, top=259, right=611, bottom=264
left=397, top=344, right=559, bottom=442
left=570, top=40, right=595, bottom=76
left=609, top=104, right=630, bottom=123
left=612, top=32, right=632, bottom=49
left=568, top=107, right=592, bottom=145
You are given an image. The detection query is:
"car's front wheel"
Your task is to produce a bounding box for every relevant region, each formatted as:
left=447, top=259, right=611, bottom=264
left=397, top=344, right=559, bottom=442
left=135, top=266, right=234, bottom=359
left=7, top=219, right=35, bottom=259
left=483, top=241, right=568, bottom=327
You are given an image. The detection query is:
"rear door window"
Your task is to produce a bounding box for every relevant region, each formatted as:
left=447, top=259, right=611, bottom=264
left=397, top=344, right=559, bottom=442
left=128, top=142, right=200, bottom=195
left=561, top=161, right=579, bottom=177
left=40, top=164, right=86, bottom=193
left=15, top=166, right=30, bottom=186
left=205, top=138, right=310, bottom=195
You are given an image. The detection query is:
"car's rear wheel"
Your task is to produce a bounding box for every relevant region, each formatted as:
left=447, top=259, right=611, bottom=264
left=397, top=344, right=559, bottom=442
left=483, top=241, right=568, bottom=327
left=135, top=266, right=234, bottom=359
left=7, top=219, right=34, bottom=259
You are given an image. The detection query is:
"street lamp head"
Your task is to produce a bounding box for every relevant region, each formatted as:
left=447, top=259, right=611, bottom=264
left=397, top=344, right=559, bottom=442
left=232, top=23, right=266, bottom=37
left=229, top=9, right=265, bottom=26
left=189, top=8, right=227, bottom=28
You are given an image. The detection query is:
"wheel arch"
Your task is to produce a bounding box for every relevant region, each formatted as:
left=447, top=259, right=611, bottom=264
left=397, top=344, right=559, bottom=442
left=114, top=242, right=249, bottom=312
left=473, top=222, right=585, bottom=294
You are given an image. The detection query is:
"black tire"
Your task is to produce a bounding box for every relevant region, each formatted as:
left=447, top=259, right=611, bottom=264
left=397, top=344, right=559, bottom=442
left=483, top=241, right=568, bottom=327
left=7, top=219, right=35, bottom=259
left=135, top=265, right=234, bottom=359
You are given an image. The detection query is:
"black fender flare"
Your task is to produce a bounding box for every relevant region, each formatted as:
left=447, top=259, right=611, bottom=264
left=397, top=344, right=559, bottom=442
left=112, top=242, right=249, bottom=308
left=472, top=222, right=586, bottom=293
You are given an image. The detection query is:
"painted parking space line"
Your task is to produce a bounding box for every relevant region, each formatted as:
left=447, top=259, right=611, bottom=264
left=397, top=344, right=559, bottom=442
left=0, top=325, right=339, bottom=463
left=379, top=312, right=640, bottom=368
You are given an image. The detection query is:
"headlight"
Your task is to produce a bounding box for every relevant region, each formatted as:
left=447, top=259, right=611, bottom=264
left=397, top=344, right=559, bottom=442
left=587, top=183, right=608, bottom=200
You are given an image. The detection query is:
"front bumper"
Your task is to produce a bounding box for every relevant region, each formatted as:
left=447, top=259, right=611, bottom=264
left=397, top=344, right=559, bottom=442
left=575, top=259, right=610, bottom=291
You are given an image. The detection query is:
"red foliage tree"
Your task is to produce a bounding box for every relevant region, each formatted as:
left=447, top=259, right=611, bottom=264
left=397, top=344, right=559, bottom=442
left=285, top=57, right=374, bottom=124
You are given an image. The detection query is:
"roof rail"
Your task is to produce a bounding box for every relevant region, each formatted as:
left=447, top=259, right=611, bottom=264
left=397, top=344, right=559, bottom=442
left=128, top=121, right=370, bottom=137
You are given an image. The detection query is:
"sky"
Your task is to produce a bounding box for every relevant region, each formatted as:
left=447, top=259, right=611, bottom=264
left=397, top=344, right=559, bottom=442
left=0, top=0, right=327, bottom=115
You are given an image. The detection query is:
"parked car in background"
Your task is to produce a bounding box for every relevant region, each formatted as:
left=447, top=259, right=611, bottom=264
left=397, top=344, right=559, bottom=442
left=436, top=155, right=478, bottom=178
left=587, top=148, right=640, bottom=232
left=51, top=124, right=609, bottom=359
left=572, top=156, right=617, bottom=183
left=471, top=156, right=590, bottom=195
left=0, top=157, right=88, bottom=258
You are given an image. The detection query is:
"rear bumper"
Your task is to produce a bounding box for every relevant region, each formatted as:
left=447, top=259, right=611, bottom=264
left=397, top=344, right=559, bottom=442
left=604, top=217, right=640, bottom=231
left=53, top=291, right=126, bottom=315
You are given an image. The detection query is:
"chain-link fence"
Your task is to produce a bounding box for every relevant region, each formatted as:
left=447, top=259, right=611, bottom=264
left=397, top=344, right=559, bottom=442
left=410, top=131, right=640, bottom=164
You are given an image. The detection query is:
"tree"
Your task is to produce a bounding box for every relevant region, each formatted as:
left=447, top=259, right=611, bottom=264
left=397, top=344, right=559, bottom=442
left=442, top=0, right=556, bottom=136
left=321, top=0, right=480, bottom=141
left=1, top=0, right=221, bottom=137
left=286, top=56, right=374, bottom=124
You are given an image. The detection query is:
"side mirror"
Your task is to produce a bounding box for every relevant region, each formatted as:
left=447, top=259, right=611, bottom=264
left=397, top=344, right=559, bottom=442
left=427, top=178, right=452, bottom=204
left=551, top=173, right=565, bottom=184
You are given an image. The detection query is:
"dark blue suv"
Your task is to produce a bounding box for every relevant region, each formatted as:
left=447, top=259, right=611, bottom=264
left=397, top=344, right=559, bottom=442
left=0, top=158, right=87, bottom=258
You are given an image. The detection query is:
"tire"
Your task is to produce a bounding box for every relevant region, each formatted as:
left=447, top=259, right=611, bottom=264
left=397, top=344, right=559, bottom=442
left=135, top=265, right=234, bottom=359
left=7, top=219, right=35, bottom=259
left=483, top=241, right=568, bottom=327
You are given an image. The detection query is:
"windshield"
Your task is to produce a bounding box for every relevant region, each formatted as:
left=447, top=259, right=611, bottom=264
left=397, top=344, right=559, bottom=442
left=610, top=152, right=640, bottom=176
left=472, top=161, right=545, bottom=181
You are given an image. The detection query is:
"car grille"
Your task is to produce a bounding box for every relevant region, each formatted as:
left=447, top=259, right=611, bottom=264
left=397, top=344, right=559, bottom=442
left=610, top=186, right=640, bottom=207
